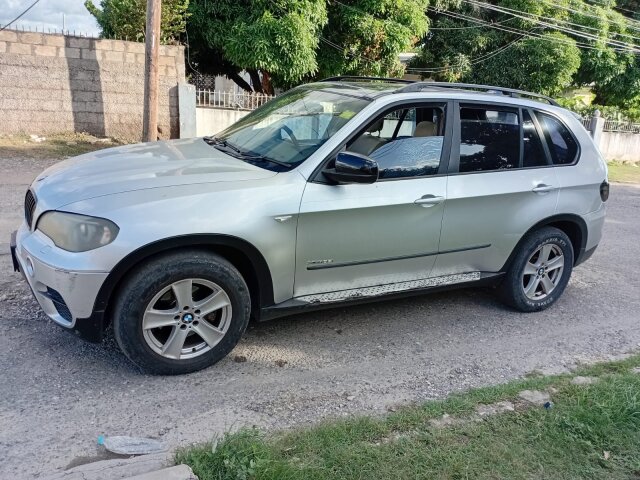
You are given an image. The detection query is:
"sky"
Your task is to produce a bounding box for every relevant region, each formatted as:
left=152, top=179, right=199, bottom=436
left=1, top=0, right=100, bottom=36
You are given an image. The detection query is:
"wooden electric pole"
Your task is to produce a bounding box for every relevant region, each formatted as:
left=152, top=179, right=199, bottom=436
left=142, top=0, right=161, bottom=142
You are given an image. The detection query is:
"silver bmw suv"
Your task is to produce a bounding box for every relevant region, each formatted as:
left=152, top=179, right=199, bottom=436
left=11, top=78, right=608, bottom=374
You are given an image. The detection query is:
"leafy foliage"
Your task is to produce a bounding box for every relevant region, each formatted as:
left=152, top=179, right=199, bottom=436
left=317, top=0, right=430, bottom=78
left=86, top=0, right=640, bottom=113
left=186, top=0, right=327, bottom=92
left=556, top=97, right=640, bottom=122
left=85, top=0, right=189, bottom=43
left=411, top=0, right=640, bottom=109
left=469, top=33, right=581, bottom=96
left=188, top=0, right=428, bottom=92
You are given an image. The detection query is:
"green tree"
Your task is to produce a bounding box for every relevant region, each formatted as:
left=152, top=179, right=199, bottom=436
left=188, top=0, right=429, bottom=93
left=411, top=0, right=640, bottom=107
left=85, top=0, right=189, bottom=43
left=186, top=0, right=328, bottom=93
left=469, top=34, right=581, bottom=96
left=317, top=0, right=430, bottom=78
left=569, top=6, right=640, bottom=106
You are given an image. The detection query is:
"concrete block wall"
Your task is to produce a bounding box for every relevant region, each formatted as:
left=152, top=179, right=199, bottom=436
left=196, top=107, right=249, bottom=137
left=0, top=30, right=185, bottom=141
left=598, top=132, right=640, bottom=163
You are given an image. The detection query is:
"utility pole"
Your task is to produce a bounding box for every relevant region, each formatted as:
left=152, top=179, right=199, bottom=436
left=142, top=0, right=161, bottom=142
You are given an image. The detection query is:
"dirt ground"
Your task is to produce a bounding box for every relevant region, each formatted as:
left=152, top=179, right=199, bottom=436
left=1, top=137, right=639, bottom=479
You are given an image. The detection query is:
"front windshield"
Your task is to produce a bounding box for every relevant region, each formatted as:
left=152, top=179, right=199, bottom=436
left=211, top=86, right=371, bottom=170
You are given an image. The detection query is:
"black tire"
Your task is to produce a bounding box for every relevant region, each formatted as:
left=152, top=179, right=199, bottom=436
left=498, top=227, right=574, bottom=312
left=112, top=250, right=250, bottom=375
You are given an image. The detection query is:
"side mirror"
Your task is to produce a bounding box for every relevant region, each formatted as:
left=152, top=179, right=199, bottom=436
left=322, top=152, right=379, bottom=185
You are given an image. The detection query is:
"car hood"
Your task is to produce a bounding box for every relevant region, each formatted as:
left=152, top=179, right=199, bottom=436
left=31, top=138, right=277, bottom=208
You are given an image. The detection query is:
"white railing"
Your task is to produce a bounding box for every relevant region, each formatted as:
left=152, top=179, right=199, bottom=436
left=581, top=115, right=640, bottom=133
left=196, top=90, right=275, bottom=111
left=580, top=117, right=592, bottom=130
left=602, top=119, right=640, bottom=134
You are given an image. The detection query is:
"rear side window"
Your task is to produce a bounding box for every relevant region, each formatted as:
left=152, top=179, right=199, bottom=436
left=522, top=110, right=548, bottom=168
left=535, top=112, right=579, bottom=165
left=459, top=107, right=520, bottom=172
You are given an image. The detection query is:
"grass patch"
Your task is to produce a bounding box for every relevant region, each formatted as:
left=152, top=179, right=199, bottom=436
left=177, top=355, right=640, bottom=480
left=608, top=161, right=640, bottom=184
left=0, top=133, right=120, bottom=160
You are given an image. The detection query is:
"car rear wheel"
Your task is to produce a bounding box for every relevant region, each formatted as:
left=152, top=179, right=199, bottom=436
left=499, top=227, right=574, bottom=312
left=113, top=250, right=250, bottom=375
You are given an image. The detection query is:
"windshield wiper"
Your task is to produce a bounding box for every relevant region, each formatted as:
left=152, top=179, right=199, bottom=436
left=204, top=136, right=243, bottom=154
left=204, top=136, right=293, bottom=169
left=240, top=154, right=293, bottom=169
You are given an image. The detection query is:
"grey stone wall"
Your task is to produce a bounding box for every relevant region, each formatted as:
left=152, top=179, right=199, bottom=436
left=0, top=30, right=185, bottom=141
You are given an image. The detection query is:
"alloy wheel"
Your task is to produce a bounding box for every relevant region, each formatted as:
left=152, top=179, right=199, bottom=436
left=142, top=278, right=232, bottom=360
left=522, top=244, right=565, bottom=300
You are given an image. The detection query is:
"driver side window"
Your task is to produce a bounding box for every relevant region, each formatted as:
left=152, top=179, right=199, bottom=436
left=347, top=106, right=446, bottom=179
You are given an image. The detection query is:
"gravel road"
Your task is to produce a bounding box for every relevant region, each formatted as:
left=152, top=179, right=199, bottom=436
left=1, top=154, right=639, bottom=479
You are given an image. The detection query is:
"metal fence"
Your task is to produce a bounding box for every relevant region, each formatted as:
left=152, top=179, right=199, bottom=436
left=196, top=90, right=275, bottom=111
left=581, top=115, right=640, bottom=134
left=602, top=119, right=640, bottom=134
left=580, top=117, right=592, bottom=130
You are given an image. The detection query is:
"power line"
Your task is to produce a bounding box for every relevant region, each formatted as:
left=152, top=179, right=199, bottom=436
left=319, top=18, right=519, bottom=74
left=326, top=0, right=525, bottom=73
left=461, top=0, right=640, bottom=52
left=431, top=7, right=638, bottom=53
left=406, top=34, right=526, bottom=73
left=536, top=0, right=640, bottom=33
left=319, top=35, right=376, bottom=67
left=429, top=17, right=518, bottom=30
left=463, top=0, right=640, bottom=44
left=330, top=0, right=640, bottom=56
left=0, top=0, right=42, bottom=32
left=584, top=0, right=640, bottom=19
left=331, top=0, right=640, bottom=46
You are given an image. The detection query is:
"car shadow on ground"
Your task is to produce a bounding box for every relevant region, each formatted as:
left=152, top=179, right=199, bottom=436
left=12, top=281, right=512, bottom=375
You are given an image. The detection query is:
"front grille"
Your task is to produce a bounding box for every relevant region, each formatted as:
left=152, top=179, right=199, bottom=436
left=24, top=189, right=36, bottom=228
left=46, top=287, right=73, bottom=323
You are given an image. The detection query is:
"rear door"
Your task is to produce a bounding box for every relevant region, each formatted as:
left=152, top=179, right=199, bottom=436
left=432, top=101, right=559, bottom=276
left=294, top=101, right=452, bottom=298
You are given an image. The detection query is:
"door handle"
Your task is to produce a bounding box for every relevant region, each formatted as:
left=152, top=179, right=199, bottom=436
left=532, top=184, right=555, bottom=194
left=414, top=195, right=445, bottom=207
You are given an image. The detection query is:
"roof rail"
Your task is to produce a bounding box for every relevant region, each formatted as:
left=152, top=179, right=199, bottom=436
left=320, top=76, right=414, bottom=84
left=396, top=82, right=559, bottom=106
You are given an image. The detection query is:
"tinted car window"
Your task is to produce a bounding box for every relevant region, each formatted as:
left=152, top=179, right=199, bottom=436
left=348, top=106, right=446, bottom=179
left=459, top=108, right=519, bottom=172
left=522, top=110, right=548, bottom=168
left=535, top=112, right=578, bottom=165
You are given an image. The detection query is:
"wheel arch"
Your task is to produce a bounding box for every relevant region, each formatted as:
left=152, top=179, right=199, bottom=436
left=501, top=214, right=588, bottom=272
left=93, top=234, right=275, bottom=328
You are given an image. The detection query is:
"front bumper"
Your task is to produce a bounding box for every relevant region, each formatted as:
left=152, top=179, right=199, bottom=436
left=11, top=223, right=109, bottom=340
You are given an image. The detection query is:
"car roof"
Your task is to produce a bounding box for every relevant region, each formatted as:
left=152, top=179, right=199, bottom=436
left=311, top=76, right=560, bottom=107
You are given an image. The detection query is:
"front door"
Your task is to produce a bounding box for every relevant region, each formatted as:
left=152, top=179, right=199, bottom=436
left=294, top=103, right=452, bottom=298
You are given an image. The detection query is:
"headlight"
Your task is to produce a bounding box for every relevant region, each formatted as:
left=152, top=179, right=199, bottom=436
left=37, top=211, right=119, bottom=252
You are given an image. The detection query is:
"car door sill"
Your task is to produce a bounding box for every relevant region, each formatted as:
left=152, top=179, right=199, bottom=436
left=258, top=271, right=504, bottom=321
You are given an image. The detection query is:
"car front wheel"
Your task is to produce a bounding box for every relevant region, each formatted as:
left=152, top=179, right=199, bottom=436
left=113, top=250, right=250, bottom=375
left=499, top=226, right=574, bottom=312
